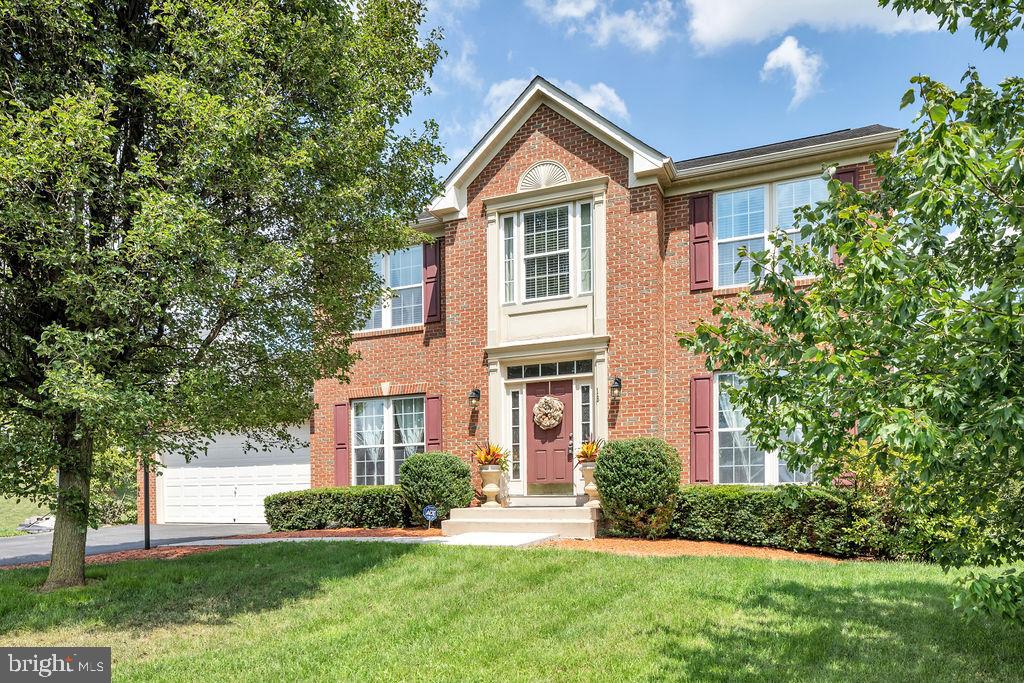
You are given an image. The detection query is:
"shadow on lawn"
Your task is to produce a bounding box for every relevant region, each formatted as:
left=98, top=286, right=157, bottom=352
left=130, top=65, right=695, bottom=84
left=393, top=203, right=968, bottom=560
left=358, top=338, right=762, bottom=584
left=648, top=577, right=1024, bottom=682
left=0, top=541, right=420, bottom=635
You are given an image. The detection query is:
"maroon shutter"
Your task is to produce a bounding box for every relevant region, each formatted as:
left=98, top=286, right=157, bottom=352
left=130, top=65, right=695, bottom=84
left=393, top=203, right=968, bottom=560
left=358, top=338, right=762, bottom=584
left=425, top=394, right=443, bottom=451
left=333, top=403, right=350, bottom=486
left=423, top=241, right=441, bottom=323
left=832, top=168, right=860, bottom=266
left=835, top=167, right=859, bottom=188
left=689, top=193, right=713, bottom=291
left=690, top=375, right=713, bottom=483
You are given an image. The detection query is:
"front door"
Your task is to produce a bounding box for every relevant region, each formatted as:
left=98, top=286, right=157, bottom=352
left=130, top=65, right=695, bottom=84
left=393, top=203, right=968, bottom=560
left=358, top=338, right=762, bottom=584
left=526, top=380, right=574, bottom=495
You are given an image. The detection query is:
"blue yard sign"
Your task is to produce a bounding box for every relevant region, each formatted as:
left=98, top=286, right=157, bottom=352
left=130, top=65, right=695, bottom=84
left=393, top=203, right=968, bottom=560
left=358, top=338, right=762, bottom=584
left=423, top=505, right=438, bottom=523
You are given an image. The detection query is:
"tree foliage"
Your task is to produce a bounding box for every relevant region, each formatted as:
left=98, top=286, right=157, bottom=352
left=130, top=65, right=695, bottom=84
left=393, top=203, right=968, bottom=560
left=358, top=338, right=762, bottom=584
left=683, top=3, right=1024, bottom=622
left=882, top=0, right=1023, bottom=49
left=0, top=0, right=443, bottom=587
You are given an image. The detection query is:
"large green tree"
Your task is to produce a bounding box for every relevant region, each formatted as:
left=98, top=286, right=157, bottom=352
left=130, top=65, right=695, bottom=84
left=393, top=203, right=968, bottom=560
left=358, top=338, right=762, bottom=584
left=682, top=2, right=1024, bottom=621
left=0, top=0, right=442, bottom=588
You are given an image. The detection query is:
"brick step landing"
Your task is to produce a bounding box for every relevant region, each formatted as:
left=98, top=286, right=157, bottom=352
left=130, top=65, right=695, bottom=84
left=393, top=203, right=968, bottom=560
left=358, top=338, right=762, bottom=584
left=442, top=506, right=599, bottom=540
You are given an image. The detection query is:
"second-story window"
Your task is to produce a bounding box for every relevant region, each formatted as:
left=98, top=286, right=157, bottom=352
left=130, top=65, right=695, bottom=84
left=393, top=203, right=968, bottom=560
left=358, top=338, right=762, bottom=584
left=503, top=200, right=593, bottom=303
left=524, top=206, right=570, bottom=300
left=362, top=245, right=423, bottom=331
left=715, top=187, right=765, bottom=288
left=714, top=175, right=829, bottom=288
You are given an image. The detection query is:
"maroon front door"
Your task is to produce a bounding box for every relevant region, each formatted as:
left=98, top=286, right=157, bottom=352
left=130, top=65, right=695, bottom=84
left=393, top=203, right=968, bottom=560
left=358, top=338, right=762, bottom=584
left=526, top=380, right=573, bottom=491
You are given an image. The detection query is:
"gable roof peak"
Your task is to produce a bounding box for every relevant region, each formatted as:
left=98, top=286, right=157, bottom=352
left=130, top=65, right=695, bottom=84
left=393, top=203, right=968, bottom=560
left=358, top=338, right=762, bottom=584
left=429, top=75, right=673, bottom=219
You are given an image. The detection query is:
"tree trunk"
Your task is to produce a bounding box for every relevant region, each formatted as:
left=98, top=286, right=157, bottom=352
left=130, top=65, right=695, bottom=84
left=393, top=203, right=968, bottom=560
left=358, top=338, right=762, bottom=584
left=43, top=434, right=93, bottom=590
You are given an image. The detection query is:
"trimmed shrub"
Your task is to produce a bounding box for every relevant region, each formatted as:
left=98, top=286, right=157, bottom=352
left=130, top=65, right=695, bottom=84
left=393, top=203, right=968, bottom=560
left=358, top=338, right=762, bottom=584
left=264, top=486, right=407, bottom=531
left=669, top=484, right=853, bottom=556
left=399, top=451, right=473, bottom=525
left=595, top=437, right=681, bottom=539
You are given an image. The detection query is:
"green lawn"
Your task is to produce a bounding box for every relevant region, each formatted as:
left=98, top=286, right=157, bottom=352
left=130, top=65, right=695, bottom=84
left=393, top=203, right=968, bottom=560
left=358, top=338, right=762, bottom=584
left=0, top=496, right=46, bottom=537
left=0, top=542, right=1021, bottom=682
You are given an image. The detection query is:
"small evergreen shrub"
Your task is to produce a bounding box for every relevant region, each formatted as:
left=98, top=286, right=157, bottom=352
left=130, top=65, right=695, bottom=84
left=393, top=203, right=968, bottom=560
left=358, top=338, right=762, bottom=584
left=595, top=437, right=681, bottom=539
left=399, top=451, right=473, bottom=525
left=264, top=486, right=407, bottom=531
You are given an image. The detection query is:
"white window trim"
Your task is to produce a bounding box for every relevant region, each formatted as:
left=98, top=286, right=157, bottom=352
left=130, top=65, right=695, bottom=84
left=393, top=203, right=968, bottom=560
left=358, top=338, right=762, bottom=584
left=501, top=199, right=594, bottom=305
left=363, top=246, right=424, bottom=331
left=712, top=373, right=812, bottom=485
left=713, top=175, right=827, bottom=289
left=508, top=387, right=522, bottom=481
left=351, top=395, right=425, bottom=486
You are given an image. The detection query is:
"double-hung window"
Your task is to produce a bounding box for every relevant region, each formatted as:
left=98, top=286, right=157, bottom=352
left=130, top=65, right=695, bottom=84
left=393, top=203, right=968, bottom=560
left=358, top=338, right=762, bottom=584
left=503, top=200, right=593, bottom=303
left=715, top=187, right=766, bottom=288
left=362, top=245, right=423, bottom=331
left=352, top=396, right=425, bottom=485
left=714, top=175, right=829, bottom=287
left=524, top=206, right=570, bottom=300
left=715, top=373, right=813, bottom=484
left=775, top=177, right=828, bottom=278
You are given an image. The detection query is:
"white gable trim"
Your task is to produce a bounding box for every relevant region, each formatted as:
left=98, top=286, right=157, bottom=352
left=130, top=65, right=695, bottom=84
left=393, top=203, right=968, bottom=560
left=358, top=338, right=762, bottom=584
left=429, top=77, right=673, bottom=220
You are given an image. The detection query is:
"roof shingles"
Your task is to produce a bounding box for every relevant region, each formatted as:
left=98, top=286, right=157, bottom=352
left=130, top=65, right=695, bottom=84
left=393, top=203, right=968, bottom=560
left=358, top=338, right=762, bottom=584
left=673, top=124, right=899, bottom=172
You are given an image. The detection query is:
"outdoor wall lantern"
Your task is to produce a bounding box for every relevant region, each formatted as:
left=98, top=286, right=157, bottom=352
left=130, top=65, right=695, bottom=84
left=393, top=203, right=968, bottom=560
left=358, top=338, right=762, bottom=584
left=610, top=377, right=622, bottom=399
left=467, top=388, right=481, bottom=408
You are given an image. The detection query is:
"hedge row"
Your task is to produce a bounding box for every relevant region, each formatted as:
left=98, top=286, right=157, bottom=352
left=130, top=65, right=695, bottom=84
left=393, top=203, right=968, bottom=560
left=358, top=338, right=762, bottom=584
left=597, top=437, right=939, bottom=560
left=264, top=486, right=408, bottom=531
left=669, top=484, right=855, bottom=557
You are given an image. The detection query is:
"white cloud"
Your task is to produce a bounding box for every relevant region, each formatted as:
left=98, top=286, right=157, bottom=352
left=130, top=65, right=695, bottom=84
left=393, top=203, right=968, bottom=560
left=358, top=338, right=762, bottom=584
left=761, top=36, right=824, bottom=108
left=592, top=0, right=676, bottom=51
left=685, top=0, right=935, bottom=51
left=443, top=39, right=482, bottom=89
left=553, top=80, right=630, bottom=121
left=471, top=77, right=532, bottom=139
left=525, top=0, right=600, bottom=21
left=525, top=0, right=676, bottom=52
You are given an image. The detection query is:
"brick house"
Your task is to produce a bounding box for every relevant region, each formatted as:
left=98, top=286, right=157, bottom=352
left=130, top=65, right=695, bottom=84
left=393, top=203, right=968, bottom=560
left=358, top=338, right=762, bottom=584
left=141, top=76, right=896, bottom=524
left=313, top=76, right=894, bottom=499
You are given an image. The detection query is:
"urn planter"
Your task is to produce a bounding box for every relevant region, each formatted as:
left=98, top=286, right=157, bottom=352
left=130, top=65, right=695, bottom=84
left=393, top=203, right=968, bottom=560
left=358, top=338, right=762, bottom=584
left=480, top=465, right=502, bottom=508
left=580, top=461, right=600, bottom=508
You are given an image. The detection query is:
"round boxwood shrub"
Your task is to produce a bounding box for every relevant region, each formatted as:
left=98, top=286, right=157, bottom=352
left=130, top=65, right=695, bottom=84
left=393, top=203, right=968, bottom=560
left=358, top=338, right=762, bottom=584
left=595, top=437, right=681, bottom=538
left=399, top=451, right=473, bottom=525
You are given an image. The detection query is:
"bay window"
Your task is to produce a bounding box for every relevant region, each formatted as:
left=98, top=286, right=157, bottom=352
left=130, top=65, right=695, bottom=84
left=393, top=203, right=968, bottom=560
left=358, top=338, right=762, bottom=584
left=352, top=396, right=425, bottom=485
left=714, top=175, right=829, bottom=287
left=715, top=373, right=813, bottom=484
left=362, top=245, right=423, bottom=331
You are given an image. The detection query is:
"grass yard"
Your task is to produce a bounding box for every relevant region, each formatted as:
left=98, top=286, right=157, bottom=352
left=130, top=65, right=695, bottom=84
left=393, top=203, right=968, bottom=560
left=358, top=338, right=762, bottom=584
left=0, top=542, right=1021, bottom=682
left=0, top=496, right=46, bottom=537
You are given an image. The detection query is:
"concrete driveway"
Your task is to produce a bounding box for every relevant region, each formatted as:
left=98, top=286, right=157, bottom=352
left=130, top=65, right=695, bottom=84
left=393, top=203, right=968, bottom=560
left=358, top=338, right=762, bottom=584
left=0, top=523, right=270, bottom=567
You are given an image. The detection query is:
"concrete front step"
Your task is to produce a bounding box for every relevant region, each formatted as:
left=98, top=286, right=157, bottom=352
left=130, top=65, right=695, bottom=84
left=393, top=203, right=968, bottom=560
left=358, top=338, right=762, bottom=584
left=507, top=495, right=584, bottom=507
left=443, top=506, right=599, bottom=540
left=449, top=506, right=598, bottom=521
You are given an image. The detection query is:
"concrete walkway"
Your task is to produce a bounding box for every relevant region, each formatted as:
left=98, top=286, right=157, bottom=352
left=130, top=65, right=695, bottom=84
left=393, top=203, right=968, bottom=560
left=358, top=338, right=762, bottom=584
left=169, top=531, right=556, bottom=549
left=0, top=523, right=270, bottom=567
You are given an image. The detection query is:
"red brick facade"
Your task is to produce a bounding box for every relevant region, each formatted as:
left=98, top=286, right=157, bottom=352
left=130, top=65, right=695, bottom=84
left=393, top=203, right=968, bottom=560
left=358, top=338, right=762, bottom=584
left=310, top=103, right=882, bottom=490
left=135, top=80, right=890, bottom=522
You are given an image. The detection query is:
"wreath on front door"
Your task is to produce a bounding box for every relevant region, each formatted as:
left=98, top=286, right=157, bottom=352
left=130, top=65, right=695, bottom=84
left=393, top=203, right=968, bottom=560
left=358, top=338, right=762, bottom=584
left=533, top=395, right=564, bottom=430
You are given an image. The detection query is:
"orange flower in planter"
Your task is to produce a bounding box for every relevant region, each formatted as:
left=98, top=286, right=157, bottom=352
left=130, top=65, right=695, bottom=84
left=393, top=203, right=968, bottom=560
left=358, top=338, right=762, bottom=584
left=473, top=442, right=509, bottom=472
left=576, top=439, right=604, bottom=464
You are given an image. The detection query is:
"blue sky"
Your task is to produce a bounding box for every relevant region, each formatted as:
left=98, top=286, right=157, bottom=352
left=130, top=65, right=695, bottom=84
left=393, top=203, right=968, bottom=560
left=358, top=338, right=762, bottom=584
left=412, top=0, right=1024, bottom=173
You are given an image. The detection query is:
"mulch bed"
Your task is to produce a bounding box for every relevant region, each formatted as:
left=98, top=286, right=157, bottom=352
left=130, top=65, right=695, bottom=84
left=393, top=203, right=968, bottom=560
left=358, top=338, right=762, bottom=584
left=1, top=545, right=230, bottom=571
left=0, top=528, right=443, bottom=571
left=2, top=529, right=837, bottom=571
left=544, top=537, right=840, bottom=563
left=227, top=527, right=442, bottom=540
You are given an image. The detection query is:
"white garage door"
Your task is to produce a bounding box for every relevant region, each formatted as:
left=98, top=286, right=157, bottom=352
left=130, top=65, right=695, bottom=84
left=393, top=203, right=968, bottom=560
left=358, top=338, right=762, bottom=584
left=159, top=426, right=310, bottom=524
